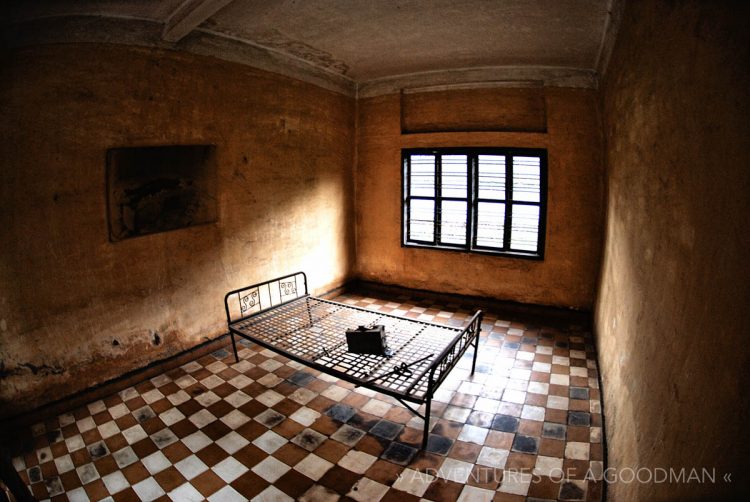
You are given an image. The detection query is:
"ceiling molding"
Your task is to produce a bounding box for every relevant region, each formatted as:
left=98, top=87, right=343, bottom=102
left=3, top=13, right=605, bottom=100
left=357, top=67, right=599, bottom=99
left=2, top=15, right=356, bottom=97
left=401, top=80, right=545, bottom=94
left=162, top=0, right=236, bottom=43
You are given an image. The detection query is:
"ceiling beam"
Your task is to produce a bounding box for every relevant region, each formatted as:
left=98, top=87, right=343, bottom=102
left=162, top=0, right=235, bottom=43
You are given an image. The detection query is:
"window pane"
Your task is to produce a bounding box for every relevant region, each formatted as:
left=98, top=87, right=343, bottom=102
left=441, top=155, right=467, bottom=198
left=512, top=156, right=541, bottom=202
left=476, top=202, right=505, bottom=248
left=440, top=200, right=467, bottom=245
left=410, top=155, right=435, bottom=197
left=408, top=199, right=435, bottom=242
left=478, top=155, right=506, bottom=200
left=510, top=204, right=540, bottom=251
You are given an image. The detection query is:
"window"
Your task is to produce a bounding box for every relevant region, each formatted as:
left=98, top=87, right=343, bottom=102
left=402, top=147, right=547, bottom=259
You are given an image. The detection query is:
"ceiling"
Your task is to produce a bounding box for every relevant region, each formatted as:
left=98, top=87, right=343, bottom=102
left=3, top=0, right=621, bottom=96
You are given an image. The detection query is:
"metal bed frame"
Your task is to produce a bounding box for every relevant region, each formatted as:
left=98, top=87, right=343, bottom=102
left=224, top=272, right=482, bottom=448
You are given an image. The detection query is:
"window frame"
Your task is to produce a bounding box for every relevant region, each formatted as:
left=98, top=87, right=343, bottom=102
left=401, top=147, right=548, bottom=260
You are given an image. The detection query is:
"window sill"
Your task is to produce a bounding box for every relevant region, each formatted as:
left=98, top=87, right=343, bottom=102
left=401, top=242, right=544, bottom=261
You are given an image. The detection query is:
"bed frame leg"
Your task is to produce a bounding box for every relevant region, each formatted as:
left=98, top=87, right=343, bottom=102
left=422, top=398, right=432, bottom=449
left=230, top=332, right=239, bottom=363
left=471, top=327, right=480, bottom=375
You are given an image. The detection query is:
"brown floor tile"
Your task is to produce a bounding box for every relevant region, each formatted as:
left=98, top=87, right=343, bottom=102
left=125, top=396, right=147, bottom=411
left=365, top=459, right=404, bottom=485
left=319, top=465, right=358, bottom=494
left=153, top=465, right=187, bottom=492
left=170, top=418, right=198, bottom=439
left=492, top=491, right=526, bottom=501
left=161, top=440, right=191, bottom=463
left=141, top=418, right=166, bottom=435
left=397, top=427, right=423, bottom=447
left=112, top=488, right=138, bottom=501
left=590, top=442, right=604, bottom=461
left=342, top=392, right=369, bottom=408
left=564, top=459, right=591, bottom=479
left=92, top=411, right=112, bottom=425
left=131, top=438, right=158, bottom=458
left=207, top=400, right=234, bottom=420
left=59, top=470, right=82, bottom=490
left=467, top=465, right=503, bottom=490
left=196, top=443, right=229, bottom=467
left=546, top=408, right=568, bottom=424
left=30, top=482, right=48, bottom=501
left=518, top=419, right=543, bottom=436
left=448, top=440, right=481, bottom=463
left=273, top=399, right=302, bottom=416
left=94, top=455, right=119, bottom=476
left=385, top=406, right=413, bottom=423
left=192, top=469, right=226, bottom=497
left=306, top=395, right=337, bottom=413
left=176, top=399, right=202, bottom=418
left=567, top=425, right=590, bottom=442
left=354, top=434, right=388, bottom=457
left=408, top=450, right=444, bottom=473
left=505, top=452, right=536, bottom=471
left=423, top=478, right=464, bottom=500
left=274, top=442, right=310, bottom=466
left=315, top=439, right=349, bottom=463
left=277, top=469, right=316, bottom=498
left=122, top=461, right=150, bottom=484
left=236, top=419, right=268, bottom=441
left=39, top=460, right=56, bottom=479
left=81, top=429, right=102, bottom=445
left=70, top=448, right=90, bottom=466
left=310, top=415, right=340, bottom=436
left=381, top=488, right=420, bottom=501
left=528, top=474, right=563, bottom=499
left=230, top=471, right=269, bottom=499
left=525, top=393, right=547, bottom=406
left=50, top=441, right=68, bottom=458
left=569, top=399, right=591, bottom=412
left=485, top=431, right=514, bottom=450
left=306, top=379, right=331, bottom=394
left=150, top=398, right=173, bottom=415
left=587, top=480, right=604, bottom=501
left=274, top=418, right=307, bottom=439
left=202, top=420, right=232, bottom=441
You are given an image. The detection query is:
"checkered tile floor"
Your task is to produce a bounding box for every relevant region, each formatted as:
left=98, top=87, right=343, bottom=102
left=10, top=290, right=603, bottom=501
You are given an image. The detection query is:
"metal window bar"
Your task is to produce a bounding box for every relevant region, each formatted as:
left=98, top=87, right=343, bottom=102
left=401, top=147, right=547, bottom=259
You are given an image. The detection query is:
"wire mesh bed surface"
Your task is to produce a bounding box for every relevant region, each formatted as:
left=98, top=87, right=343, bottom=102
left=224, top=272, right=482, bottom=447
left=230, top=296, right=464, bottom=401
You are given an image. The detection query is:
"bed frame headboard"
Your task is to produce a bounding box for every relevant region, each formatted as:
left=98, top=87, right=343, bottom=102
left=224, top=271, right=308, bottom=323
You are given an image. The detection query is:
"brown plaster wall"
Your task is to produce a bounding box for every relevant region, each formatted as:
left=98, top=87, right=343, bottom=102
left=595, top=2, right=750, bottom=500
left=0, top=44, right=355, bottom=417
left=355, top=88, right=604, bottom=309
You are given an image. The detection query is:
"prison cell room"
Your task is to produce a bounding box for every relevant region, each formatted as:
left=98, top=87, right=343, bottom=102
left=0, top=1, right=747, bottom=502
